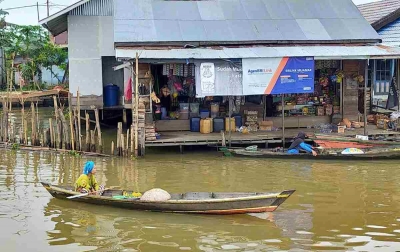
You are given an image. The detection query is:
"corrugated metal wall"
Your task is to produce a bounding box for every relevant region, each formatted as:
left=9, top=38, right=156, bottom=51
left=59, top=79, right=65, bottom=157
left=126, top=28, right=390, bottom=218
left=70, top=0, right=113, bottom=16
left=379, top=19, right=400, bottom=47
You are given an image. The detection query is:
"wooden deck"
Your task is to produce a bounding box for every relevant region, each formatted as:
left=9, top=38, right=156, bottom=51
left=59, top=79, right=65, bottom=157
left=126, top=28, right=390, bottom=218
left=146, top=126, right=400, bottom=147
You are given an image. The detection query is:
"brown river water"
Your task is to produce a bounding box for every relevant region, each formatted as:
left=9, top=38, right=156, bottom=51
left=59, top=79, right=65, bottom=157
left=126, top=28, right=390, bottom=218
left=1, top=148, right=400, bottom=252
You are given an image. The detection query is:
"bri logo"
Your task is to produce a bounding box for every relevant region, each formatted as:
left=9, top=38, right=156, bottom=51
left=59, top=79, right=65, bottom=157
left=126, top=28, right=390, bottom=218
left=248, top=68, right=273, bottom=74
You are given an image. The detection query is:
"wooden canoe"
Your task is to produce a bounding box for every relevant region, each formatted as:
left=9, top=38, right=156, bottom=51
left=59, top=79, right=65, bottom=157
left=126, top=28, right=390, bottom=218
left=41, top=182, right=295, bottom=215
left=227, top=148, right=400, bottom=160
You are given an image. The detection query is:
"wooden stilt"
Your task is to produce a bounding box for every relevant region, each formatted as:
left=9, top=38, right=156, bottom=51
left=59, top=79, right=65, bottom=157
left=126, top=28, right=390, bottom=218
left=73, top=109, right=79, bottom=150
left=68, top=93, right=75, bottom=150
left=126, top=129, right=130, bottom=157
left=31, top=102, right=36, bottom=146
left=24, top=119, right=27, bottom=145
left=94, top=108, right=102, bottom=153
left=123, top=109, right=127, bottom=128
left=57, top=122, right=62, bottom=149
left=58, top=109, right=70, bottom=150
left=111, top=141, right=114, bottom=155
left=85, top=113, right=90, bottom=152
left=130, top=124, right=134, bottom=153
left=77, top=89, right=82, bottom=151
left=117, top=122, right=122, bottom=156
left=49, top=119, right=54, bottom=148
left=135, top=53, right=139, bottom=157
left=121, top=133, right=125, bottom=157
left=90, top=130, right=96, bottom=152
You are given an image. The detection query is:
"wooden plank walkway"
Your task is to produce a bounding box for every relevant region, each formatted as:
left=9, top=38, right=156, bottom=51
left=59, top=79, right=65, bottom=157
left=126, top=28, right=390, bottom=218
left=146, top=126, right=400, bottom=147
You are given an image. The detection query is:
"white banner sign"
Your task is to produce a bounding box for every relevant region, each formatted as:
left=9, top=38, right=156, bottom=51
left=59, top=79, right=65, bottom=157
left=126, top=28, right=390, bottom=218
left=196, top=60, right=243, bottom=97
left=200, top=63, right=215, bottom=95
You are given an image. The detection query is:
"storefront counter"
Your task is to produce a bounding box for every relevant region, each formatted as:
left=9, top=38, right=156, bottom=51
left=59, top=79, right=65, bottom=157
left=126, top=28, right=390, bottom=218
left=264, top=116, right=331, bottom=128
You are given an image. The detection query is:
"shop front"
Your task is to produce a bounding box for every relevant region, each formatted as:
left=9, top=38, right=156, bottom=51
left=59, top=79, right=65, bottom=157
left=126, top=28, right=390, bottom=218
left=116, top=45, right=400, bottom=145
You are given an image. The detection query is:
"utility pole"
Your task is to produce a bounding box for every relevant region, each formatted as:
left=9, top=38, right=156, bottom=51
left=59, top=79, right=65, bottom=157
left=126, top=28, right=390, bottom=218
left=37, top=2, right=40, bottom=21
left=47, top=0, right=49, bottom=17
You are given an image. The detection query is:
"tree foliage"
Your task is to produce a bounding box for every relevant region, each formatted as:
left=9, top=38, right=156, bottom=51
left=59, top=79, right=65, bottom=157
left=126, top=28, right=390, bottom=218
left=0, top=23, right=68, bottom=90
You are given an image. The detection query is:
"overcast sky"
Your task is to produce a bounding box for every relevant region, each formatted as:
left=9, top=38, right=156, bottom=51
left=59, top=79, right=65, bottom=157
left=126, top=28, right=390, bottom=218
left=0, top=0, right=383, bottom=26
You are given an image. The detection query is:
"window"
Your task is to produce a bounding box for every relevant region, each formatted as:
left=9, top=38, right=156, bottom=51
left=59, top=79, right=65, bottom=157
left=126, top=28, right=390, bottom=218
left=375, top=59, right=392, bottom=95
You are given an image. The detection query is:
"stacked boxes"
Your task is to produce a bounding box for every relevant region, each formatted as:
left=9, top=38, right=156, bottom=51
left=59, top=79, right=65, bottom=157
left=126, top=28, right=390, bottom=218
left=244, top=110, right=258, bottom=132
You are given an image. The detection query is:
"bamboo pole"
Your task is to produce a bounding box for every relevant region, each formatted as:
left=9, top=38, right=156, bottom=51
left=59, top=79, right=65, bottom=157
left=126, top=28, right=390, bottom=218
left=53, top=96, right=59, bottom=148
left=77, top=89, right=82, bottom=151
left=121, top=133, right=125, bottom=157
left=57, top=120, right=62, bottom=149
left=58, top=109, right=70, bottom=150
left=31, top=102, right=36, bottom=146
left=94, top=108, right=102, bottom=153
left=40, top=132, right=44, bottom=147
left=123, top=109, right=127, bottom=128
left=90, top=130, right=96, bottom=152
left=10, top=120, right=15, bottom=143
left=68, top=93, right=75, bottom=150
left=43, top=129, right=48, bottom=147
left=126, top=129, right=130, bottom=157
left=21, top=102, right=25, bottom=144
left=85, top=113, right=90, bottom=152
left=130, top=124, right=134, bottom=153
left=24, top=119, right=27, bottom=145
left=2, top=100, right=8, bottom=142
left=135, top=53, right=139, bottom=157
left=35, top=102, right=39, bottom=133
left=19, top=128, right=22, bottom=144
left=73, top=109, right=79, bottom=150
left=49, top=119, right=54, bottom=148
left=117, top=122, right=122, bottom=156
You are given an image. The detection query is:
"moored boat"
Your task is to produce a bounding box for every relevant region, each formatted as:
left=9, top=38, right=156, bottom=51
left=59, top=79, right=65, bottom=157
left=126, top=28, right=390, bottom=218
left=41, top=182, right=295, bottom=215
left=226, top=147, right=400, bottom=160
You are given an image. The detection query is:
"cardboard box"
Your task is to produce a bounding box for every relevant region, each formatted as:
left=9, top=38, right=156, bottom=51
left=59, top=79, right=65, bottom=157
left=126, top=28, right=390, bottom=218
left=260, top=120, right=273, bottom=126
left=333, top=106, right=340, bottom=114
left=333, top=125, right=345, bottom=133
left=259, top=126, right=272, bottom=131
left=377, top=119, right=388, bottom=129
left=325, top=105, right=333, bottom=116
left=246, top=115, right=258, bottom=122
left=317, top=106, right=325, bottom=116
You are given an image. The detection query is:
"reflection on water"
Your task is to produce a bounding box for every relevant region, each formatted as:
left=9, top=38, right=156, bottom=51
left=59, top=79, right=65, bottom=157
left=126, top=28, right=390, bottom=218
left=0, top=149, right=400, bottom=251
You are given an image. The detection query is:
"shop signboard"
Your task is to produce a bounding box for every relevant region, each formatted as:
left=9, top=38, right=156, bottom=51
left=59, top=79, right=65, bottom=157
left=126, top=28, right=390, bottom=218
left=200, top=63, right=215, bottom=95
left=196, top=59, right=243, bottom=97
left=242, top=57, right=314, bottom=95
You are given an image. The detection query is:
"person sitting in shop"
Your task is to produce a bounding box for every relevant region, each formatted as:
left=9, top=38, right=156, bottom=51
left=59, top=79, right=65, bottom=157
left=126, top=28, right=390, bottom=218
left=287, top=132, right=318, bottom=156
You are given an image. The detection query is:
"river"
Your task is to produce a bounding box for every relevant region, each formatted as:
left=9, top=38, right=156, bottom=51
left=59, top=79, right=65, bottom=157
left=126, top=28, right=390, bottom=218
left=0, top=148, right=400, bottom=251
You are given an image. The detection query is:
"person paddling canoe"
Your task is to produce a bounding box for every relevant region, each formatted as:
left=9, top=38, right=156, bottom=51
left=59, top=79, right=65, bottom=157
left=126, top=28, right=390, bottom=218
left=287, top=132, right=318, bottom=156
left=75, top=161, right=105, bottom=195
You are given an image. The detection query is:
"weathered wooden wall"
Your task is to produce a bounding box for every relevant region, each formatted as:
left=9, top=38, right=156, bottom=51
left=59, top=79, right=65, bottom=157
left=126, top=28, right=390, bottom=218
left=343, top=60, right=364, bottom=121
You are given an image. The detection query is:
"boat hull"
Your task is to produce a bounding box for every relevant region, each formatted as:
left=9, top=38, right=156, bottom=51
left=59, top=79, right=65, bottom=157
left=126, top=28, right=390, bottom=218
left=41, top=182, right=295, bottom=215
left=229, top=149, right=400, bottom=160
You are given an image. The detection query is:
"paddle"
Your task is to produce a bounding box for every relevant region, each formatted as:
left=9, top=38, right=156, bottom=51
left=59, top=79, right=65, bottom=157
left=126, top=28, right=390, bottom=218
left=67, top=186, right=120, bottom=199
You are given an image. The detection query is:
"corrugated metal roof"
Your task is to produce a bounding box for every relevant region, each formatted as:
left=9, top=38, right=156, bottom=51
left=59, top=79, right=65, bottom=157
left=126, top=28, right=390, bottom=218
left=378, top=18, right=400, bottom=46
left=115, top=45, right=400, bottom=60
left=70, top=0, right=113, bottom=16
left=358, top=0, right=400, bottom=24
left=39, top=0, right=113, bottom=36
left=114, top=0, right=380, bottom=44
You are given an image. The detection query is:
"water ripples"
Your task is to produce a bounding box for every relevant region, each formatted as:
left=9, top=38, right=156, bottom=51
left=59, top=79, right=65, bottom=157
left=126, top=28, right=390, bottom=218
left=0, top=149, right=399, bottom=251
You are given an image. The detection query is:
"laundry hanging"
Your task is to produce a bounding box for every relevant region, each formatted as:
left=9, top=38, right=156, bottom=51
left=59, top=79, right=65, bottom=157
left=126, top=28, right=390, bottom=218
left=124, top=77, right=132, bottom=101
